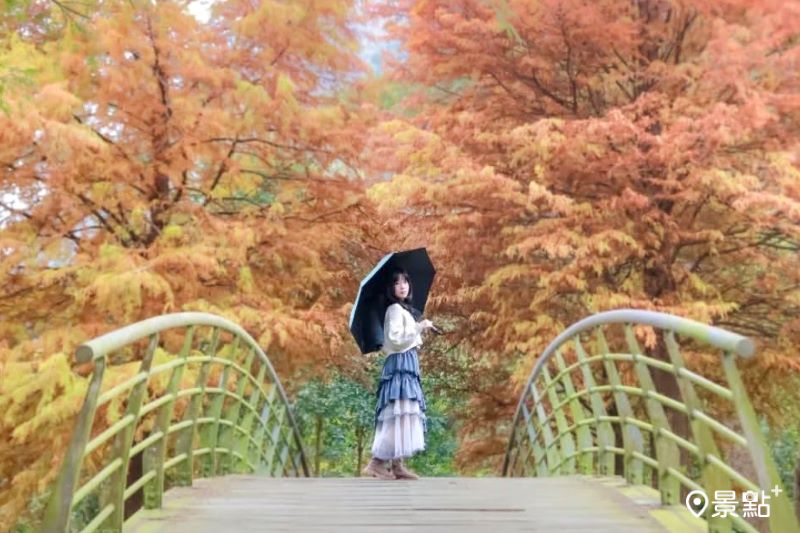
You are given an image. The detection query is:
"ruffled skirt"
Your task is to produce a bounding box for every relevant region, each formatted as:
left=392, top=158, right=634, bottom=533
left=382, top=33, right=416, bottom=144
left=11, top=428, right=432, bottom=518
left=370, top=348, right=427, bottom=460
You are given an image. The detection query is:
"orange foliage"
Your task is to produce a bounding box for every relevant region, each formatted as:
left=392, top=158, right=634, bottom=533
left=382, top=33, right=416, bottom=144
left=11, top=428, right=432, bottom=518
left=366, top=0, right=800, bottom=470
left=0, top=1, right=381, bottom=527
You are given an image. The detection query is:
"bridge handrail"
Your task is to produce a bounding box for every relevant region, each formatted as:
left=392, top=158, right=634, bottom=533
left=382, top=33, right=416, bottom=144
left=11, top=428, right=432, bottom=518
left=41, top=312, right=309, bottom=533
left=502, top=308, right=797, bottom=533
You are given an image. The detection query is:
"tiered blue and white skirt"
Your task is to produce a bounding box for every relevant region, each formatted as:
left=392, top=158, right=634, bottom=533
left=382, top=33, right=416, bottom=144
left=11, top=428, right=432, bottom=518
left=370, top=347, right=427, bottom=460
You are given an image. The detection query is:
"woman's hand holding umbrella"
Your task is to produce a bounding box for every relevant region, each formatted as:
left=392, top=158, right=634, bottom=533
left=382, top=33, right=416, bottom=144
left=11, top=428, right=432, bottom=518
left=419, top=319, right=444, bottom=335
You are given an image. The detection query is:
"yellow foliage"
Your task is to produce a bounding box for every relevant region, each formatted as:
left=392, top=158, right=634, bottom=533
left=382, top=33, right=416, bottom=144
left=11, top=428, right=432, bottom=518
left=1, top=0, right=372, bottom=526
left=162, top=224, right=184, bottom=241
left=238, top=266, right=255, bottom=293
left=78, top=269, right=175, bottom=321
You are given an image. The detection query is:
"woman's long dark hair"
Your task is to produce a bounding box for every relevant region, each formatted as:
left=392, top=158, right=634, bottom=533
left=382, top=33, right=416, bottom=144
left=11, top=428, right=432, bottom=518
left=385, top=269, right=422, bottom=320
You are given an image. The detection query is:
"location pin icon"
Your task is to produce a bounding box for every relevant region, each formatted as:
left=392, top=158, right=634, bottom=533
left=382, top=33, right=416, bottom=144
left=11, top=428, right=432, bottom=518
left=686, top=490, right=709, bottom=518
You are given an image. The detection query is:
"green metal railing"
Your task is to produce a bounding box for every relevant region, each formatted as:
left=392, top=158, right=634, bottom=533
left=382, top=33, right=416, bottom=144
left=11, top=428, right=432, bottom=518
left=41, top=313, right=309, bottom=533
left=502, top=309, right=798, bottom=533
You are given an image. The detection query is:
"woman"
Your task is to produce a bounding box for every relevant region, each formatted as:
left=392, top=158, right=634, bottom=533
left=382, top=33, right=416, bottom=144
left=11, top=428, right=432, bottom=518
left=362, top=269, right=435, bottom=480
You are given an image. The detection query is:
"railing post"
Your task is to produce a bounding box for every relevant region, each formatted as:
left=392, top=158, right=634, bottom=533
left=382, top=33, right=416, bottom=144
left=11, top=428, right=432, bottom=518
left=236, top=365, right=268, bottom=473
left=521, top=400, right=549, bottom=477
left=175, top=327, right=220, bottom=485
left=102, top=334, right=159, bottom=530
left=517, top=420, right=540, bottom=477
left=554, top=350, right=593, bottom=475
left=200, top=337, right=239, bottom=476
left=506, top=429, right=525, bottom=476
left=722, top=352, right=800, bottom=533
left=575, top=336, right=615, bottom=476
left=624, top=326, right=680, bottom=505
left=143, top=327, right=195, bottom=509
left=254, top=381, right=278, bottom=474
left=542, top=365, right=576, bottom=473
left=41, top=359, right=107, bottom=533
left=665, top=331, right=731, bottom=533
left=219, top=348, right=255, bottom=475
left=596, top=329, right=644, bottom=486
left=531, top=385, right=561, bottom=475
left=270, top=406, right=290, bottom=476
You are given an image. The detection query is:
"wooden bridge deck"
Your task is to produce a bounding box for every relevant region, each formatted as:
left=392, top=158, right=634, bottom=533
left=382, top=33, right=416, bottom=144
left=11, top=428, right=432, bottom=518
left=125, top=475, right=705, bottom=532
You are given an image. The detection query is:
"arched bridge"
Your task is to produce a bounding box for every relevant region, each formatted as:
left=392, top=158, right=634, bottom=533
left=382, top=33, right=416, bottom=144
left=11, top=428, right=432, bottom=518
left=40, top=311, right=799, bottom=532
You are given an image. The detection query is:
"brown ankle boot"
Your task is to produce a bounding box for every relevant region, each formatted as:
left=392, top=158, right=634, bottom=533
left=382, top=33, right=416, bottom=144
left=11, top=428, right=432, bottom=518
left=391, top=458, right=420, bottom=480
left=362, top=457, right=396, bottom=480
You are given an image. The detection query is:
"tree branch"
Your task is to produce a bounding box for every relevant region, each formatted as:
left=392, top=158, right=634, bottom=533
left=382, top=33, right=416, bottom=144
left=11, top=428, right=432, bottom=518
left=51, top=0, right=90, bottom=20
left=204, top=137, right=239, bottom=204
left=0, top=199, right=32, bottom=219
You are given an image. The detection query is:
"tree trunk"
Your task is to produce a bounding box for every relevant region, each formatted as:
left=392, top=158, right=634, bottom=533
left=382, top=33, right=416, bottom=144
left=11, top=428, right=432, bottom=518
left=124, top=448, right=144, bottom=519
left=314, top=415, right=323, bottom=477
left=356, top=427, right=364, bottom=477
left=643, top=263, right=691, bottom=495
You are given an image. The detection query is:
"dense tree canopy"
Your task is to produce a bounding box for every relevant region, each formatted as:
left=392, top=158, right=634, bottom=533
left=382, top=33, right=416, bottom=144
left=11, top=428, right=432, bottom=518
left=0, top=0, right=380, bottom=526
left=365, top=0, right=800, bottom=468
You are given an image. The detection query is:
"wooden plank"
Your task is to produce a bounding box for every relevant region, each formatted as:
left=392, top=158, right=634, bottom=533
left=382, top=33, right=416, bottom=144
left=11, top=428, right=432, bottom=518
left=125, top=476, right=682, bottom=532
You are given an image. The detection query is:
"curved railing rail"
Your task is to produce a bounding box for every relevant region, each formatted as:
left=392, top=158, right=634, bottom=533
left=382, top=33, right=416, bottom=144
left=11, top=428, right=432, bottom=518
left=502, top=309, right=798, bottom=533
left=41, top=313, right=309, bottom=533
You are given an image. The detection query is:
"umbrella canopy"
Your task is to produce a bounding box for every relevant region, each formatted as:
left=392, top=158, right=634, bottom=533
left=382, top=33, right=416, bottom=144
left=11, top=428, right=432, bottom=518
left=349, top=248, right=436, bottom=354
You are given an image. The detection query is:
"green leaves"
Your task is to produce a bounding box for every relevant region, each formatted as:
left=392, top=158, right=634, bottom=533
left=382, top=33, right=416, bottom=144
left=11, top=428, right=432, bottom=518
left=294, top=362, right=466, bottom=477
left=294, top=371, right=375, bottom=476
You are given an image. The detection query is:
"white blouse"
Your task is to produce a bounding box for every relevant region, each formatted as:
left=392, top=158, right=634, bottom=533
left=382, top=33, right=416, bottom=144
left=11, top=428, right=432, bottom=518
left=382, top=303, right=423, bottom=355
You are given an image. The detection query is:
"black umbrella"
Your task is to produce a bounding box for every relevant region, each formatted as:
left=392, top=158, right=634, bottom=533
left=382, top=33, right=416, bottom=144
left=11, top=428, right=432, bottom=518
left=349, top=248, right=436, bottom=354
